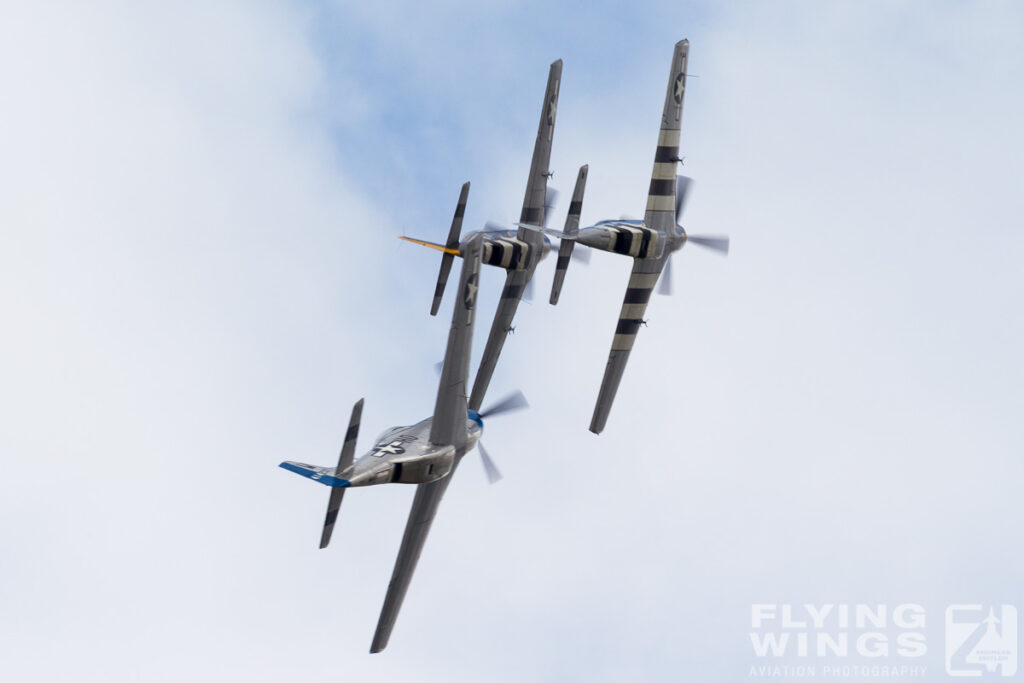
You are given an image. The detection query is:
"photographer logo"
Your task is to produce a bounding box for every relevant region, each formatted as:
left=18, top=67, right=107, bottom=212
left=945, top=605, right=1017, bottom=677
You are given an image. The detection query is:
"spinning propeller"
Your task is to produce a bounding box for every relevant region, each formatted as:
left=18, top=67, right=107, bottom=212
left=658, top=176, right=730, bottom=296
left=472, top=390, right=529, bottom=484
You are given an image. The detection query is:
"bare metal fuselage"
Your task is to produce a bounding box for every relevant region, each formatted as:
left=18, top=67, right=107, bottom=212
left=287, top=416, right=482, bottom=489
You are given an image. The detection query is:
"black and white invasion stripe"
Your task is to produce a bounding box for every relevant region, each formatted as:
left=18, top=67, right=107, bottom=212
left=612, top=272, right=659, bottom=351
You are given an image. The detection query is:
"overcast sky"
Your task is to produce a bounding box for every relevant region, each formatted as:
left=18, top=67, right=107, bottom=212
left=2, top=2, right=1023, bottom=681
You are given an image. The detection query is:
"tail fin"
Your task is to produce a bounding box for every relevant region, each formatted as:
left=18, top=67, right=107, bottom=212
left=278, top=398, right=363, bottom=549
left=550, top=164, right=588, bottom=304
left=644, top=39, right=689, bottom=235
left=429, top=182, right=470, bottom=316
left=429, top=233, right=483, bottom=450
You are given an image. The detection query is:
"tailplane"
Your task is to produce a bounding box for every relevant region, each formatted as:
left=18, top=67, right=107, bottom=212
left=279, top=397, right=363, bottom=548
left=397, top=182, right=470, bottom=316
left=429, top=182, right=470, bottom=315
left=550, top=164, right=588, bottom=304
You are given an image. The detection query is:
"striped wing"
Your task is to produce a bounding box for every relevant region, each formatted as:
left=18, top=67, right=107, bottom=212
left=589, top=255, right=667, bottom=434
left=644, top=39, right=689, bottom=235
left=517, top=59, right=561, bottom=231
left=468, top=264, right=535, bottom=411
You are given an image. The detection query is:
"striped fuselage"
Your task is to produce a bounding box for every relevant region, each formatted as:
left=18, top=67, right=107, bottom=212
left=577, top=220, right=687, bottom=355
left=575, top=219, right=685, bottom=260
left=462, top=229, right=552, bottom=271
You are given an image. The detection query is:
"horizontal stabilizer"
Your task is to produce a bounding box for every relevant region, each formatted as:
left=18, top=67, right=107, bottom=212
left=318, top=398, right=363, bottom=548
left=429, top=182, right=471, bottom=315
left=279, top=461, right=350, bottom=487
left=551, top=164, right=588, bottom=304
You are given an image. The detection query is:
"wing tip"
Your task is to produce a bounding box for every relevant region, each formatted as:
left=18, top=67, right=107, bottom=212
left=369, top=633, right=388, bottom=654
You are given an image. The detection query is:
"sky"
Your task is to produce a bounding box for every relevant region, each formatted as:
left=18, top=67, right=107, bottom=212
left=1, top=1, right=1023, bottom=681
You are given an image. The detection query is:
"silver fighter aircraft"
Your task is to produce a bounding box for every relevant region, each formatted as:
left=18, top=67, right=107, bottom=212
left=280, top=201, right=527, bottom=652
left=541, top=39, right=729, bottom=434
left=399, top=59, right=567, bottom=415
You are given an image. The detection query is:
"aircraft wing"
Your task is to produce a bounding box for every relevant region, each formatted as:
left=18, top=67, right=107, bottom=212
left=644, top=39, right=689, bottom=235
left=589, top=255, right=668, bottom=434
left=370, top=474, right=454, bottom=653
left=468, top=264, right=535, bottom=411
left=372, top=236, right=483, bottom=653
left=517, top=59, right=561, bottom=234
left=466, top=61, right=560, bottom=412
left=429, top=234, right=482, bottom=449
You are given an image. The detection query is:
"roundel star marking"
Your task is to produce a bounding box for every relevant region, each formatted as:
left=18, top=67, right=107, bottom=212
left=547, top=95, right=557, bottom=126
left=463, top=273, right=479, bottom=309
left=673, top=73, right=685, bottom=104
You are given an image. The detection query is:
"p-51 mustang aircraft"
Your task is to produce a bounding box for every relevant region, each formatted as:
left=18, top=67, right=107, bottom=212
left=280, top=206, right=527, bottom=653
left=398, top=59, right=569, bottom=415
left=540, top=39, right=729, bottom=434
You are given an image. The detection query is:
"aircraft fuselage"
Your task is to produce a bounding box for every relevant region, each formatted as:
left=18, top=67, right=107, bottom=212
left=284, top=415, right=482, bottom=488
left=576, top=220, right=686, bottom=259
left=462, top=228, right=552, bottom=270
